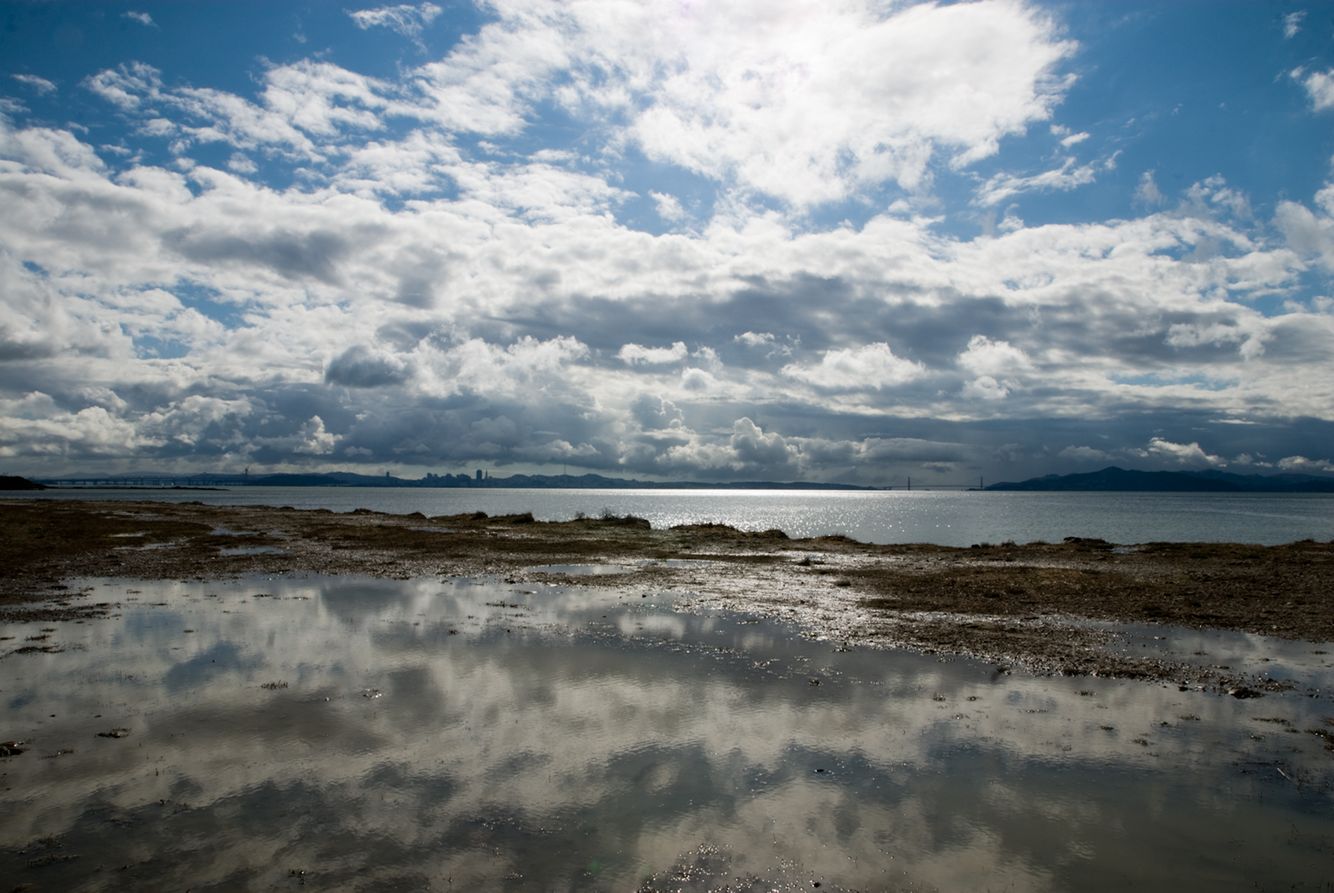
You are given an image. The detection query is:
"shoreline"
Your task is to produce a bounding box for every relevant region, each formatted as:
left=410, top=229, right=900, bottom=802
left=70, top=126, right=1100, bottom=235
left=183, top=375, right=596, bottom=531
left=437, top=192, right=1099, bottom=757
left=3, top=498, right=1332, bottom=694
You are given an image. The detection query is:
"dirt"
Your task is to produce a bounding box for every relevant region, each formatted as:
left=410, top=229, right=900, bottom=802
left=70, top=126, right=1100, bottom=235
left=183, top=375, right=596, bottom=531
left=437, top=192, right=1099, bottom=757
left=3, top=499, right=1332, bottom=690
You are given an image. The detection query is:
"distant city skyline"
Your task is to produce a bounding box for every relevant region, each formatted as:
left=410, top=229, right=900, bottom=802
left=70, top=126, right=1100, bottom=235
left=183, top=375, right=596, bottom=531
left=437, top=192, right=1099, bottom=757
left=2, top=1, right=1333, bottom=485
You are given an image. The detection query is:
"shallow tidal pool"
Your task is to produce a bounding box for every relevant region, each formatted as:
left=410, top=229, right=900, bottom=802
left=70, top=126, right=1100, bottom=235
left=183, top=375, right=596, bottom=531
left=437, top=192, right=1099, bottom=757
left=2, top=575, right=1332, bottom=891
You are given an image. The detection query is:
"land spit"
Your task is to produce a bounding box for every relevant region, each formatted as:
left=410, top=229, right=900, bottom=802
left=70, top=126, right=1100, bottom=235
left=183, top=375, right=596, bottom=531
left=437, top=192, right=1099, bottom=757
left=3, top=498, right=1332, bottom=693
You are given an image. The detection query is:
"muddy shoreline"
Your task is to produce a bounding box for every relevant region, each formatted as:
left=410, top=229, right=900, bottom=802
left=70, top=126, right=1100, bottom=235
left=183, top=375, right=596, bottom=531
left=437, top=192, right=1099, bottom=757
left=4, top=498, right=1332, bottom=693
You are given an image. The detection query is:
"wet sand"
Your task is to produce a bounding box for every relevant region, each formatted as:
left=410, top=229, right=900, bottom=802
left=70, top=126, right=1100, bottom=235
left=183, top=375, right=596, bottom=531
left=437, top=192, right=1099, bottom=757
left=4, top=498, right=1333, bottom=691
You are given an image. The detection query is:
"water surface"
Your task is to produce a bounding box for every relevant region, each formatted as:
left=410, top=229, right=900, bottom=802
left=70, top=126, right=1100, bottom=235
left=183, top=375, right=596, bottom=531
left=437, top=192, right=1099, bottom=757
left=11, top=486, right=1334, bottom=545
left=2, top=575, right=1332, bottom=890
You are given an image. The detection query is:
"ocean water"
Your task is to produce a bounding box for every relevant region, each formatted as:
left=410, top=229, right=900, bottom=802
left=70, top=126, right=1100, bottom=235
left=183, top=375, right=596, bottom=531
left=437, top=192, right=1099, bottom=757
left=2, top=575, right=1331, bottom=890
left=9, top=486, right=1334, bottom=546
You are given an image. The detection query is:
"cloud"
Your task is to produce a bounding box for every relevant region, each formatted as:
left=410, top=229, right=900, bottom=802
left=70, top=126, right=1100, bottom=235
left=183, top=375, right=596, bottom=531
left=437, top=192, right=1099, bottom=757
left=124, top=11, right=156, bottom=28
left=976, top=157, right=1099, bottom=206
left=957, top=336, right=1032, bottom=400
left=729, top=417, right=797, bottom=472
left=84, top=60, right=394, bottom=157
left=1275, top=185, right=1334, bottom=272
left=958, top=336, right=1031, bottom=378
left=650, top=191, right=687, bottom=223
left=1134, top=170, right=1165, bottom=207
left=1277, top=454, right=1334, bottom=473
left=294, top=415, right=339, bottom=455
left=11, top=74, right=56, bottom=95
left=348, top=3, right=443, bottom=40
left=1293, top=67, right=1334, bottom=112
left=618, top=341, right=688, bottom=366
left=1058, top=445, right=1113, bottom=463
left=783, top=343, right=924, bottom=391
left=324, top=345, right=411, bottom=388
left=619, top=0, right=1075, bottom=206
left=3, top=5, right=1334, bottom=482
left=1146, top=437, right=1226, bottom=468
left=630, top=394, right=684, bottom=430
left=1283, top=11, right=1305, bottom=39
left=734, top=331, right=776, bottom=349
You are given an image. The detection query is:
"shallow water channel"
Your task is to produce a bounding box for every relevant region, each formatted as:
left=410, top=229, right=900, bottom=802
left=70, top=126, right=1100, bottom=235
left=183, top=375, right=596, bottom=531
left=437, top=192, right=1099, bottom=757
left=2, top=575, right=1332, bottom=891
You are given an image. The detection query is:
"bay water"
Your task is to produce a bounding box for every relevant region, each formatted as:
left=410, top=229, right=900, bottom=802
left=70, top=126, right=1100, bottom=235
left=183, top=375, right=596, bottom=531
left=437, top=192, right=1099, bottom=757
left=10, top=486, right=1334, bottom=545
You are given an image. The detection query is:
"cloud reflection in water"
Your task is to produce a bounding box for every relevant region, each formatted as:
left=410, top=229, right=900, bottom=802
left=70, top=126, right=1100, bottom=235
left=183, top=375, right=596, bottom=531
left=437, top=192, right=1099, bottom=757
left=1, top=575, right=1331, bottom=890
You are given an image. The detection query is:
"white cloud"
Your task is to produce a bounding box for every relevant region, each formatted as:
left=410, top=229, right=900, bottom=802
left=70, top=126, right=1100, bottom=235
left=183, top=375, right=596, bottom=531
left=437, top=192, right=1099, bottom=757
left=976, top=157, right=1099, bottom=206
left=402, top=0, right=1074, bottom=206
left=1293, top=67, right=1334, bottom=112
left=734, top=331, right=775, bottom=348
left=348, top=3, right=442, bottom=40
left=1275, top=186, right=1334, bottom=272
left=1134, top=170, right=1165, bottom=207
left=124, top=11, right=156, bottom=28
left=619, top=0, right=1075, bottom=206
left=1146, top=437, right=1226, bottom=468
left=783, top=343, right=924, bottom=391
left=294, top=415, right=339, bottom=455
left=958, top=335, right=1032, bottom=378
left=958, top=335, right=1031, bottom=400
left=729, top=417, right=797, bottom=471
left=1277, top=455, right=1334, bottom=473
left=650, top=191, right=687, bottom=223
left=84, top=60, right=395, bottom=158
left=11, top=74, right=57, bottom=95
left=1284, top=11, right=1305, bottom=39
left=1058, top=445, right=1113, bottom=463
left=618, top=341, right=688, bottom=365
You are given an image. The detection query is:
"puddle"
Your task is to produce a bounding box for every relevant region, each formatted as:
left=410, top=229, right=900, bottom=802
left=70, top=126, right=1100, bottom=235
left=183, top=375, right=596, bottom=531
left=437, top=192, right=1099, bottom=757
left=217, top=545, right=286, bottom=556
left=529, top=562, right=639, bottom=576
left=1, top=575, right=1331, bottom=891
left=530, top=558, right=714, bottom=576
left=1097, top=620, right=1334, bottom=689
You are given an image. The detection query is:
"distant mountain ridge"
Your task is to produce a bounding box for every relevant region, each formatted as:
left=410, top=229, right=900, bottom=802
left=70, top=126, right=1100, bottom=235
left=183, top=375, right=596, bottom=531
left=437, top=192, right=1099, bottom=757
left=34, top=470, right=878, bottom=491
left=986, top=466, right=1334, bottom=493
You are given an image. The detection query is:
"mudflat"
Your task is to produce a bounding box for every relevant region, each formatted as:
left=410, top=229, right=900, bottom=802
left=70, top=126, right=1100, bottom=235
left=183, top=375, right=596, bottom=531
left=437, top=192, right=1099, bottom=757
left=4, top=498, right=1332, bottom=690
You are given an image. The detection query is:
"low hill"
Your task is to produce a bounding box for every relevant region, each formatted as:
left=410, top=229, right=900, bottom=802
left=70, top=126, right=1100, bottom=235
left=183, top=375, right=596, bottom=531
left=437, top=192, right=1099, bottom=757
left=0, top=475, right=46, bottom=490
left=987, top=466, right=1334, bottom=493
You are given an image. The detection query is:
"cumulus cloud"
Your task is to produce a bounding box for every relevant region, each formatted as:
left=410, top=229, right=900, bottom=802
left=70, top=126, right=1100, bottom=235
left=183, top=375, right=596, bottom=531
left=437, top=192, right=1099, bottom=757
left=958, top=336, right=1031, bottom=377
left=630, top=394, right=684, bottom=430
left=1277, top=455, right=1334, bottom=473
left=783, top=343, right=924, bottom=391
left=399, top=0, right=1074, bottom=205
left=1293, top=67, right=1334, bottom=112
left=734, top=331, right=776, bottom=348
left=1284, top=11, right=1305, bottom=39
left=2, top=3, right=1332, bottom=482
left=729, top=417, right=797, bottom=472
left=618, top=341, right=688, bottom=366
left=1275, top=185, right=1334, bottom=272
left=124, top=11, right=156, bottom=28
left=622, top=0, right=1074, bottom=205
left=1146, top=437, right=1226, bottom=468
left=324, top=345, right=411, bottom=388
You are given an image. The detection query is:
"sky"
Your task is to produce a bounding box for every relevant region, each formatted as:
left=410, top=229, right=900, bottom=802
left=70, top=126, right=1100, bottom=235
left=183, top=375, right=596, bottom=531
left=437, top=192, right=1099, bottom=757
left=1, top=0, right=1333, bottom=485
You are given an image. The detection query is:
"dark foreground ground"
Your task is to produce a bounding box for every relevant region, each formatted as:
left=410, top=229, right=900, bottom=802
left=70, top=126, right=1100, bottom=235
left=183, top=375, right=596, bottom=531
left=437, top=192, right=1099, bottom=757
left=4, top=499, right=1332, bottom=692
